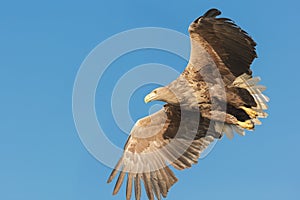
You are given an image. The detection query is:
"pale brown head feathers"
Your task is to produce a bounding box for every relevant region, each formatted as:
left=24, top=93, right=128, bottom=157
left=144, top=87, right=178, bottom=104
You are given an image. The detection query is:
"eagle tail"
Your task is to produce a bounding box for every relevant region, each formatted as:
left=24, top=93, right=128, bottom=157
left=215, top=74, right=269, bottom=139
left=232, top=73, right=269, bottom=117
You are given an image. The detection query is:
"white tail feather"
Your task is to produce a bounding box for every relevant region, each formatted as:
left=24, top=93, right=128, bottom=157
left=233, top=73, right=269, bottom=114
left=252, top=93, right=269, bottom=110
left=223, top=124, right=234, bottom=139
left=248, top=85, right=267, bottom=93
left=253, top=93, right=270, bottom=102
left=214, top=121, right=224, bottom=133
left=232, top=125, right=246, bottom=136
left=242, top=77, right=261, bottom=87
left=214, top=122, right=247, bottom=139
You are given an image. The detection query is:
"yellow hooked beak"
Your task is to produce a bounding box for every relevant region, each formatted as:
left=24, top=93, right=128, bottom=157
left=144, top=92, right=157, bottom=103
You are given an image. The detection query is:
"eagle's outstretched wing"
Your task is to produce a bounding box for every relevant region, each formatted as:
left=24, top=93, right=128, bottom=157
left=108, top=9, right=267, bottom=200
left=107, top=105, right=220, bottom=200
left=187, top=8, right=257, bottom=85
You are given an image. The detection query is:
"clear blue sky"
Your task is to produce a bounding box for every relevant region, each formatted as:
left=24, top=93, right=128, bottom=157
left=1, top=0, right=300, bottom=200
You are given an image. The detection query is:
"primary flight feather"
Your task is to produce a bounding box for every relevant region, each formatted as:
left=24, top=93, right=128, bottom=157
left=107, top=8, right=269, bottom=200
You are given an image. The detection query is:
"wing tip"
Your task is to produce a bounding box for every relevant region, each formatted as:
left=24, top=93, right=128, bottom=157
left=107, top=170, right=116, bottom=183
left=193, top=8, right=221, bottom=23
left=203, top=8, right=221, bottom=18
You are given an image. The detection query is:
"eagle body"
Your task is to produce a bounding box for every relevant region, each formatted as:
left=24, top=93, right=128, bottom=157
left=164, top=68, right=259, bottom=123
left=107, top=8, right=269, bottom=200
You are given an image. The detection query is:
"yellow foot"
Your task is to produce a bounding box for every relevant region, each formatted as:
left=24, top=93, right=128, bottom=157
left=239, top=106, right=258, bottom=118
left=237, top=120, right=254, bottom=130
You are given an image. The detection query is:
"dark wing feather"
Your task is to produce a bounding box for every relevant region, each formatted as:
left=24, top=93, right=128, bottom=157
left=107, top=105, right=220, bottom=200
left=188, top=8, right=257, bottom=84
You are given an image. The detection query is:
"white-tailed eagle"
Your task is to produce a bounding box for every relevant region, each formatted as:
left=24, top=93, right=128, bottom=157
left=107, top=8, right=268, bottom=200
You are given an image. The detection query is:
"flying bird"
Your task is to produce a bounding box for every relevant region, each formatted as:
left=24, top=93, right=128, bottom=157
left=107, top=8, right=269, bottom=200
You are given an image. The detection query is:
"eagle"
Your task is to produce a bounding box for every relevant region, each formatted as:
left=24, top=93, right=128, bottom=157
left=107, top=8, right=268, bottom=200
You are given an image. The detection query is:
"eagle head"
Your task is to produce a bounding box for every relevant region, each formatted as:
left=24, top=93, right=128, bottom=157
left=144, top=87, right=178, bottom=104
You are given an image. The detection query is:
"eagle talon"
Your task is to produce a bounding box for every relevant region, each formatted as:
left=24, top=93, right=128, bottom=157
left=237, top=120, right=254, bottom=130
left=239, top=106, right=258, bottom=118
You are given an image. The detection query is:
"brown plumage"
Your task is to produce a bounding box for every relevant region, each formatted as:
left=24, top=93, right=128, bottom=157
left=108, top=8, right=269, bottom=200
left=107, top=105, right=220, bottom=200
left=191, top=8, right=257, bottom=79
left=145, top=8, right=268, bottom=129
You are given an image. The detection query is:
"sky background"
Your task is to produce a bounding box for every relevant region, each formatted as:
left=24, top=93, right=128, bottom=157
left=1, top=0, right=300, bottom=200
